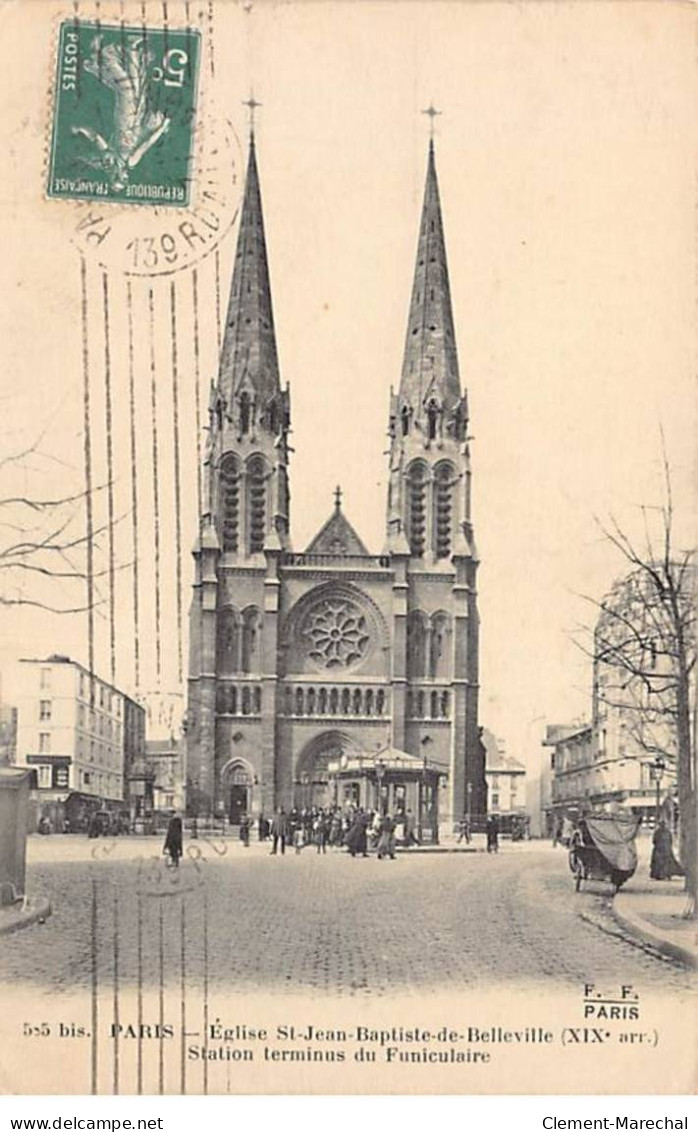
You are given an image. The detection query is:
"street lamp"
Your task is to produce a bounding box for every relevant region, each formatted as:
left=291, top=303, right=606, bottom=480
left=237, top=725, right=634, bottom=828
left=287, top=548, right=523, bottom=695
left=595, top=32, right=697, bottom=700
left=645, top=756, right=666, bottom=825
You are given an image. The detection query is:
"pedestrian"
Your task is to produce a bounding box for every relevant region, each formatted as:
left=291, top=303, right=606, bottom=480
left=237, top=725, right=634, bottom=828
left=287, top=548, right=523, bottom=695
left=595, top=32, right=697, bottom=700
left=239, top=813, right=251, bottom=847
left=270, top=807, right=288, bottom=856
left=163, top=814, right=183, bottom=868
left=552, top=817, right=564, bottom=848
left=314, top=814, right=327, bottom=854
left=650, top=819, right=684, bottom=880
left=456, top=814, right=471, bottom=844
left=486, top=814, right=499, bottom=854
left=377, top=812, right=397, bottom=859
left=293, top=824, right=305, bottom=854
left=345, top=810, right=368, bottom=858
left=404, top=808, right=418, bottom=847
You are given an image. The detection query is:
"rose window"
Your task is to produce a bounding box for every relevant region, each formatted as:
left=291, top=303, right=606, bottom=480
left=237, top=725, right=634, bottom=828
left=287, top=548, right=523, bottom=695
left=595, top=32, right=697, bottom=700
left=302, top=598, right=370, bottom=669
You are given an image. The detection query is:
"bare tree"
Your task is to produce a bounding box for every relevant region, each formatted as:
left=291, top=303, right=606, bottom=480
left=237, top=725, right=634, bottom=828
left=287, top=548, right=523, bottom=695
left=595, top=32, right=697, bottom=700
left=0, top=430, right=117, bottom=614
left=591, top=453, right=696, bottom=917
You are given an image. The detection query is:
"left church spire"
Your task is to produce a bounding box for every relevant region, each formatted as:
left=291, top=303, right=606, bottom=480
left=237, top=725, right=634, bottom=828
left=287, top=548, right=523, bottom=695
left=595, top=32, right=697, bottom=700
left=205, top=120, right=291, bottom=555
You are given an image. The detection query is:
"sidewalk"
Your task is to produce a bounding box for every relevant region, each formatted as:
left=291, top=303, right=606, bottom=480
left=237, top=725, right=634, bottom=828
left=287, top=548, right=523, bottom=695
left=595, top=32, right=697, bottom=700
left=0, top=895, right=52, bottom=937
left=613, top=881, right=697, bottom=969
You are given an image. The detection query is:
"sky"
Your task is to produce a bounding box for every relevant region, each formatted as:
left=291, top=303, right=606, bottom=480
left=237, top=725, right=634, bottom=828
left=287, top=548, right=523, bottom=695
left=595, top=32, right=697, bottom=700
left=0, top=0, right=695, bottom=772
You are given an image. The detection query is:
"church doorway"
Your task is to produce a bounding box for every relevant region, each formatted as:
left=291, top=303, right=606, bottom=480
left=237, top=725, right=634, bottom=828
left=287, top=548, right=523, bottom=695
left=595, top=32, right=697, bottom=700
left=228, top=784, right=248, bottom=824
left=294, top=732, right=359, bottom=810
left=220, top=759, right=255, bottom=825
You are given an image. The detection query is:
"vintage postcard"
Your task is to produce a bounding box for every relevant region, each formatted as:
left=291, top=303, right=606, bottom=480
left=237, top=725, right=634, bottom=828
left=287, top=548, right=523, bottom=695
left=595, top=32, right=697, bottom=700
left=0, top=0, right=695, bottom=1098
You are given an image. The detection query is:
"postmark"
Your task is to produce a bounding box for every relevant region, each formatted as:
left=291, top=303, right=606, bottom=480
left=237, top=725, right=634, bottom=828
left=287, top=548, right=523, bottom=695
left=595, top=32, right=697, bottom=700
left=48, top=21, right=201, bottom=208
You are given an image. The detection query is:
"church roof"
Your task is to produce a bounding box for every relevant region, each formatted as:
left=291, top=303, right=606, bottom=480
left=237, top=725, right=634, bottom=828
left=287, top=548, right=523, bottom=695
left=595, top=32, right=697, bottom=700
left=399, top=139, right=462, bottom=412
left=305, top=489, right=370, bottom=555
left=217, top=134, right=281, bottom=408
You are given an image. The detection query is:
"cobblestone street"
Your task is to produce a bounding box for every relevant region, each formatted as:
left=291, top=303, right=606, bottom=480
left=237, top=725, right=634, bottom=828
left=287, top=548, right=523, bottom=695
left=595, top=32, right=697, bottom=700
left=2, top=836, right=694, bottom=998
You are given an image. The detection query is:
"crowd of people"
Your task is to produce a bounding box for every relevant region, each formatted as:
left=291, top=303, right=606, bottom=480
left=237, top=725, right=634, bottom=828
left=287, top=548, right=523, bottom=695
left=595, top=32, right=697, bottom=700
left=241, top=805, right=420, bottom=859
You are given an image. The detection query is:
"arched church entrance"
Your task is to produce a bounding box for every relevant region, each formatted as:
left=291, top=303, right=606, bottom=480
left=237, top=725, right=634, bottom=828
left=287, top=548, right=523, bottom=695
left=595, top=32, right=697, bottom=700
left=294, top=732, right=360, bottom=810
left=220, top=758, right=255, bottom=824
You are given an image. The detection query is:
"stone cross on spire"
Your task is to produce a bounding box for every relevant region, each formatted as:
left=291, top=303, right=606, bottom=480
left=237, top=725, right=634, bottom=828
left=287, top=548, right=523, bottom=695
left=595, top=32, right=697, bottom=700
left=421, top=103, right=442, bottom=140
left=334, top=485, right=342, bottom=511
left=243, top=94, right=262, bottom=138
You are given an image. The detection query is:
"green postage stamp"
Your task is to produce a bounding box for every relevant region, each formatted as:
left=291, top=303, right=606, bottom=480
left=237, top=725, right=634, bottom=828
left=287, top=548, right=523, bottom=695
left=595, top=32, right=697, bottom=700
left=48, top=21, right=201, bottom=207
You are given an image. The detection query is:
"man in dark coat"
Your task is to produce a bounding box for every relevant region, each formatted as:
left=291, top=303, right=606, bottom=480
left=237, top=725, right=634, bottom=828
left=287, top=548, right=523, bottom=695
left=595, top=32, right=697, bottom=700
left=486, top=814, right=499, bottom=854
left=270, top=807, right=288, bottom=856
left=163, top=814, right=183, bottom=867
left=346, top=810, right=369, bottom=858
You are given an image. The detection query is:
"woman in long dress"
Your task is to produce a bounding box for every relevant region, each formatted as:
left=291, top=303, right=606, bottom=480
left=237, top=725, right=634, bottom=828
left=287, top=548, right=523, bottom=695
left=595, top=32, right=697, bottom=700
left=163, top=814, right=183, bottom=868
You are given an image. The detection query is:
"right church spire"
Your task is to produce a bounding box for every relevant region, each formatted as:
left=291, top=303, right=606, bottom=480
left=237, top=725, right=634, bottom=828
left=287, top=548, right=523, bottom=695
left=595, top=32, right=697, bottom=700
left=399, top=137, right=463, bottom=413
left=387, top=134, right=473, bottom=562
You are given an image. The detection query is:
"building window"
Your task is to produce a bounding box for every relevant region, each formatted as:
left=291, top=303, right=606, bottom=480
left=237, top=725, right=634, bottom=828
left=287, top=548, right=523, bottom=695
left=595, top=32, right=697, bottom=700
left=37, top=765, right=52, bottom=788
left=433, top=462, right=454, bottom=560
left=220, top=454, right=241, bottom=553
left=491, top=792, right=499, bottom=807
left=406, top=463, right=427, bottom=558
left=218, top=606, right=241, bottom=674
left=39, top=732, right=51, bottom=753
left=241, top=607, right=262, bottom=673
left=39, top=700, right=52, bottom=721
left=83, top=771, right=91, bottom=786
left=246, top=456, right=267, bottom=554
left=40, top=668, right=51, bottom=690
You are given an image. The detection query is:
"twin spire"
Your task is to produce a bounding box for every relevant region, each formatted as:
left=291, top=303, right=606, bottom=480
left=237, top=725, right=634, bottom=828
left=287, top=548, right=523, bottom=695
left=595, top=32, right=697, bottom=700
left=217, top=107, right=463, bottom=421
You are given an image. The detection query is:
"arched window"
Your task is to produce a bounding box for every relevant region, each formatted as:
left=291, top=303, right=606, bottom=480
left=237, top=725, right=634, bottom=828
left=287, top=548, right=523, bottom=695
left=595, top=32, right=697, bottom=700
left=406, top=463, right=427, bottom=558
left=217, top=606, right=240, bottom=674
left=341, top=688, right=351, bottom=714
left=253, top=686, right=261, bottom=714
left=329, top=688, right=339, bottom=715
left=406, top=611, right=428, bottom=679
left=307, top=687, right=316, bottom=715
left=239, top=391, right=251, bottom=435
left=401, top=406, right=410, bottom=437
left=433, top=462, right=454, bottom=560
left=353, top=688, right=362, bottom=715
left=241, top=687, right=251, bottom=715
left=430, top=690, right=439, bottom=719
left=295, top=688, right=304, bottom=716
left=241, top=607, right=262, bottom=673
left=376, top=689, right=385, bottom=715
left=417, top=691, right=425, bottom=718
left=429, top=612, right=451, bottom=678
left=246, top=456, right=267, bottom=554
left=318, top=687, right=328, bottom=714
left=365, top=689, right=374, bottom=716
left=427, top=400, right=439, bottom=441
left=440, top=690, right=449, bottom=718
left=229, top=685, right=238, bottom=715
left=219, top=455, right=241, bottom=553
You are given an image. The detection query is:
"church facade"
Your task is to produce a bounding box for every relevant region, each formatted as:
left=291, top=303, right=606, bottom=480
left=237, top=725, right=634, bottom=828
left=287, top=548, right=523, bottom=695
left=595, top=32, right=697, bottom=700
left=186, top=129, right=486, bottom=829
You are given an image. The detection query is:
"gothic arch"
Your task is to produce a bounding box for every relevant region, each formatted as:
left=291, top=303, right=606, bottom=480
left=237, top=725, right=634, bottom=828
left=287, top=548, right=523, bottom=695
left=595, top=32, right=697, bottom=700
left=405, top=459, right=429, bottom=558
left=217, top=605, right=241, bottom=673
left=245, top=453, right=269, bottom=554
left=294, top=731, right=362, bottom=805
left=429, top=609, right=452, bottom=679
left=241, top=605, right=262, bottom=673
left=433, top=460, right=455, bottom=560
left=219, top=454, right=241, bottom=553
left=406, top=609, right=428, bottom=679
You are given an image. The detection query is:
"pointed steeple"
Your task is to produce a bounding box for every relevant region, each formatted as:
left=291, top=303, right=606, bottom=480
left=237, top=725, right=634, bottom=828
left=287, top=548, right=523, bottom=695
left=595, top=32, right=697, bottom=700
left=399, top=139, right=462, bottom=414
left=217, top=132, right=281, bottom=410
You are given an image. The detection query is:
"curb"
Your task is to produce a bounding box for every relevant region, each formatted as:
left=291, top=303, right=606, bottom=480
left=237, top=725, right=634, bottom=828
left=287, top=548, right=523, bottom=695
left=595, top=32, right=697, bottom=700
left=0, top=897, right=52, bottom=937
left=611, top=897, right=697, bottom=970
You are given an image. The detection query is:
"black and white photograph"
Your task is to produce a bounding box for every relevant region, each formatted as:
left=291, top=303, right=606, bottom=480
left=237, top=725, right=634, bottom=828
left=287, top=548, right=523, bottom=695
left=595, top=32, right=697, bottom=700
left=0, top=0, right=695, bottom=1098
